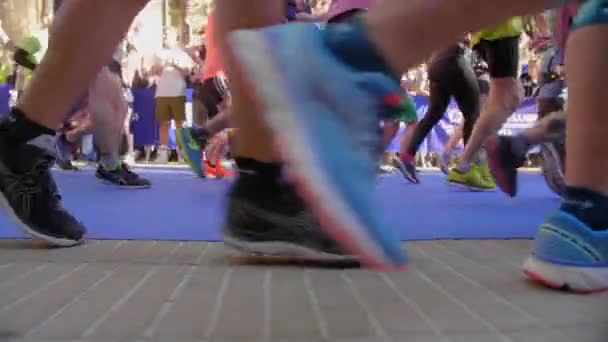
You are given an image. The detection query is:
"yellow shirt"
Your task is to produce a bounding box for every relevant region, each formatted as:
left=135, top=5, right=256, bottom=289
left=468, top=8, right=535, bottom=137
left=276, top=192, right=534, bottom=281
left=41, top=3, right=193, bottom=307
left=471, top=17, right=523, bottom=46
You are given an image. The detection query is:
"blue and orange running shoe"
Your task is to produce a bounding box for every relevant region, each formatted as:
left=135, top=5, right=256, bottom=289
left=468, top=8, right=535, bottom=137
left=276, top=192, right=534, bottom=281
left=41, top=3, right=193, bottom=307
left=176, top=127, right=206, bottom=178
left=228, top=23, right=407, bottom=270
left=524, top=210, right=608, bottom=293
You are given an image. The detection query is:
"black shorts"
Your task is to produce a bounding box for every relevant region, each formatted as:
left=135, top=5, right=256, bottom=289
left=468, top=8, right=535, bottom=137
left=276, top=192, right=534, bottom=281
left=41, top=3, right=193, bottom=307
left=473, top=36, right=520, bottom=78
left=197, top=76, right=229, bottom=119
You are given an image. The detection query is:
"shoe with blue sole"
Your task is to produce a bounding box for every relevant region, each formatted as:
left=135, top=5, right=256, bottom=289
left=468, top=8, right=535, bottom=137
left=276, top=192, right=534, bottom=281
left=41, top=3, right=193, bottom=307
left=176, top=127, right=206, bottom=178
left=523, top=210, right=608, bottom=293
left=228, top=23, right=408, bottom=270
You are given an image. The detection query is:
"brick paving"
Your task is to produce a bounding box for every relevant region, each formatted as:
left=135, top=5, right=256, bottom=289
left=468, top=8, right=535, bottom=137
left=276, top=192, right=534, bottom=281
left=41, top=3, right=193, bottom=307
left=0, top=239, right=605, bottom=342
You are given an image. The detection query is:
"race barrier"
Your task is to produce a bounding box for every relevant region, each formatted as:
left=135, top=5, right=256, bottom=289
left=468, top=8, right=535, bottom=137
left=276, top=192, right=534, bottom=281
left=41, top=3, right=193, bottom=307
left=130, top=87, right=194, bottom=150
left=0, top=85, right=539, bottom=154
left=0, top=84, right=10, bottom=117
left=386, top=96, right=538, bottom=154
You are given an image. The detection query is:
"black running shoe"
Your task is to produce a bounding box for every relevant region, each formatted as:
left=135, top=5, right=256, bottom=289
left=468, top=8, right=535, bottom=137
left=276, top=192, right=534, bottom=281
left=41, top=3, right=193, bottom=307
left=223, top=176, right=351, bottom=259
left=96, top=163, right=151, bottom=189
left=392, top=156, right=420, bottom=184
left=485, top=136, right=526, bottom=197
left=0, top=136, right=86, bottom=246
left=54, top=133, right=78, bottom=171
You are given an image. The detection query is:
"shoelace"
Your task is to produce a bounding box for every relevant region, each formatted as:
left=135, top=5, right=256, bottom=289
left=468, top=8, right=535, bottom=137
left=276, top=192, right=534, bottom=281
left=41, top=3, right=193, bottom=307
left=119, top=164, right=141, bottom=181
left=5, top=157, right=59, bottom=216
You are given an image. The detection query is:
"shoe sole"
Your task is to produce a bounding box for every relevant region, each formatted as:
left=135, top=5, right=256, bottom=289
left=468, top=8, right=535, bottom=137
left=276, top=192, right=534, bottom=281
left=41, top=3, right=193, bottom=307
left=223, top=234, right=355, bottom=261
left=229, top=30, right=401, bottom=270
left=96, top=178, right=151, bottom=189
left=393, top=160, right=420, bottom=184
left=447, top=180, right=495, bottom=192
left=523, top=256, right=608, bottom=294
left=0, top=189, right=85, bottom=247
left=55, top=165, right=79, bottom=172
left=540, top=143, right=565, bottom=197
left=176, top=129, right=205, bottom=178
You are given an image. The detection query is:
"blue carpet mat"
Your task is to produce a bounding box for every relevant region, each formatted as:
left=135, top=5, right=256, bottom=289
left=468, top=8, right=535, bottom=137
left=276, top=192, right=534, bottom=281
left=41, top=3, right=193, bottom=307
left=0, top=168, right=560, bottom=241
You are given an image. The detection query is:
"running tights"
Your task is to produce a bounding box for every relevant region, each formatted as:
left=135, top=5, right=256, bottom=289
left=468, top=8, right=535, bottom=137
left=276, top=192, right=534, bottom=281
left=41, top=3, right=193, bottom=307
left=406, top=55, right=480, bottom=155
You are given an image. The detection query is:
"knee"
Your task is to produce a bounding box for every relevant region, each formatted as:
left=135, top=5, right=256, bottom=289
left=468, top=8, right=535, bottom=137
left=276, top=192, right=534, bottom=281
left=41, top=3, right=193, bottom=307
left=490, top=81, right=522, bottom=113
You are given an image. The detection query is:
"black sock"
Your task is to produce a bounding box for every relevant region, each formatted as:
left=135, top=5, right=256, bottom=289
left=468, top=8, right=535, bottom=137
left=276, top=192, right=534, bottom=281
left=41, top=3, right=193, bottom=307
left=232, top=157, right=284, bottom=200
left=0, top=108, right=56, bottom=145
left=231, top=157, right=308, bottom=213
left=234, top=157, right=282, bottom=182
left=560, top=187, right=608, bottom=231
left=322, top=16, right=397, bottom=79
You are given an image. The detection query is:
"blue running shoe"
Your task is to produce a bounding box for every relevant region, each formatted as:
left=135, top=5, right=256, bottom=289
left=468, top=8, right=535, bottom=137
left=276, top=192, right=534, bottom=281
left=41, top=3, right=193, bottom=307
left=524, top=210, right=608, bottom=293
left=228, top=23, right=407, bottom=270
left=176, top=127, right=206, bottom=178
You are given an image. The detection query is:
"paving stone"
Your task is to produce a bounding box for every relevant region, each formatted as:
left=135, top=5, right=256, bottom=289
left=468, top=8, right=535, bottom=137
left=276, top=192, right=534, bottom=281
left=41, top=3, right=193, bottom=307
left=0, top=240, right=604, bottom=342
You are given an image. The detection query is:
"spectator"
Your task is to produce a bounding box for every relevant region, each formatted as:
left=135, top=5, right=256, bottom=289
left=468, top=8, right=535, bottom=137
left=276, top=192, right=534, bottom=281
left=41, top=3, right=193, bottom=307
left=520, top=65, right=537, bottom=98
left=153, top=50, right=189, bottom=163
left=407, top=64, right=429, bottom=96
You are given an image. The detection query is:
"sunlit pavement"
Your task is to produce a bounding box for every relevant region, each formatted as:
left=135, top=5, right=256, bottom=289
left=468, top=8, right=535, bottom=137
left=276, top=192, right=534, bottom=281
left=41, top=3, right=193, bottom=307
left=0, top=240, right=605, bottom=342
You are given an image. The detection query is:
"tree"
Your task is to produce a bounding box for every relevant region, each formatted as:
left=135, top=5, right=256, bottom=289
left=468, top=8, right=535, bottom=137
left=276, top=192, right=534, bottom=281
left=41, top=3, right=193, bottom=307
left=186, top=0, right=212, bottom=35
left=168, top=0, right=188, bottom=45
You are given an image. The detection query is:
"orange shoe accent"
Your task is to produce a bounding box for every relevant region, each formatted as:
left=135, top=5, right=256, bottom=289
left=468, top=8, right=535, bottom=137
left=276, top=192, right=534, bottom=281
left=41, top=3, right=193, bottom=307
left=216, top=162, right=234, bottom=178
left=204, top=161, right=234, bottom=179
left=204, top=161, right=217, bottom=178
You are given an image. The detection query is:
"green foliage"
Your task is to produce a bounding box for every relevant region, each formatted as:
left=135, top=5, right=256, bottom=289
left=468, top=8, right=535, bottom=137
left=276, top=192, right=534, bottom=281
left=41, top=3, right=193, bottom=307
left=168, top=0, right=184, bottom=27
left=0, top=63, right=9, bottom=84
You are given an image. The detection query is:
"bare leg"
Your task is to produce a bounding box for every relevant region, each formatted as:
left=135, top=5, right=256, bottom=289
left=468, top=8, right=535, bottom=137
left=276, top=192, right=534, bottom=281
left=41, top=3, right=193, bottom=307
left=365, top=0, right=551, bottom=75
left=65, top=110, right=94, bottom=143
left=399, top=121, right=419, bottom=156
left=18, top=0, right=147, bottom=129
left=89, top=67, right=149, bottom=187
left=564, top=25, right=608, bottom=193
left=0, top=0, right=146, bottom=246
left=459, top=77, right=523, bottom=166
left=123, top=110, right=135, bottom=162
left=159, top=121, right=171, bottom=147
left=228, top=0, right=608, bottom=279
left=216, top=0, right=355, bottom=261
left=520, top=10, right=608, bottom=293
left=366, top=0, right=541, bottom=172
left=215, top=0, right=285, bottom=162
left=89, top=67, right=127, bottom=169
left=206, top=102, right=232, bottom=136
left=382, top=120, right=400, bottom=150
left=444, top=125, right=463, bottom=156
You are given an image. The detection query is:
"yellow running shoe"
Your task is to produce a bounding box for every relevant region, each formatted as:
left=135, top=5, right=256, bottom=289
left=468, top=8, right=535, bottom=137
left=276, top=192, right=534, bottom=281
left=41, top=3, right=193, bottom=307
left=448, top=164, right=495, bottom=191
left=477, top=159, right=497, bottom=190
